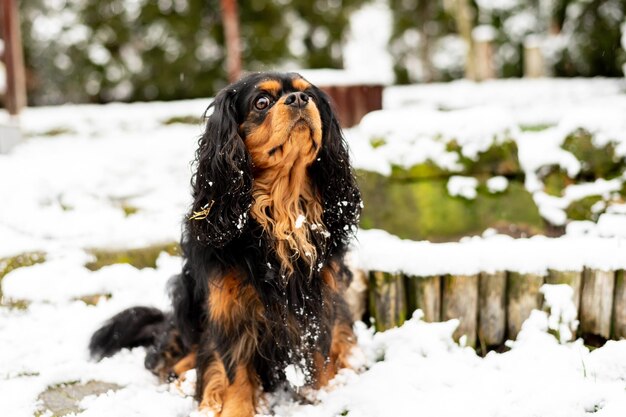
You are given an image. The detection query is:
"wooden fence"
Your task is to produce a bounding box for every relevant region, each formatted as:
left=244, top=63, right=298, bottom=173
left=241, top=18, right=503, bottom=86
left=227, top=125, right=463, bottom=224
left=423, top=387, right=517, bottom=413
left=368, top=268, right=625, bottom=348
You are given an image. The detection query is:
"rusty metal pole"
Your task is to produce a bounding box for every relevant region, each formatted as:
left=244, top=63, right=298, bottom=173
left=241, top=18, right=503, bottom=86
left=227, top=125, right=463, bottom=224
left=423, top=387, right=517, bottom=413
left=220, top=0, right=242, bottom=83
left=1, top=0, right=27, bottom=115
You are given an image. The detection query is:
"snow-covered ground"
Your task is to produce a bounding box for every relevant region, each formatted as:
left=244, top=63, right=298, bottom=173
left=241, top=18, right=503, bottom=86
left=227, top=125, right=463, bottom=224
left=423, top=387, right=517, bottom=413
left=1, top=78, right=626, bottom=416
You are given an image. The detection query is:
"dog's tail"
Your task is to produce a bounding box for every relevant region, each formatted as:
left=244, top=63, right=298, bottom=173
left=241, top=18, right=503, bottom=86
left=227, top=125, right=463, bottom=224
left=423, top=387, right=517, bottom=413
left=89, top=306, right=166, bottom=360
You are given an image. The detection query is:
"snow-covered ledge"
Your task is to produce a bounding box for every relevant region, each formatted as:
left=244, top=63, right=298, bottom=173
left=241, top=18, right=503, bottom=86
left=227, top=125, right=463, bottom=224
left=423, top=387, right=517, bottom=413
left=0, top=121, right=21, bottom=154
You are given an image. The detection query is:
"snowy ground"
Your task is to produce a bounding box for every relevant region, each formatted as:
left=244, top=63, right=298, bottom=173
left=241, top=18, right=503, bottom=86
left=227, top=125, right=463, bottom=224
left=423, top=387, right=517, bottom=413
left=1, top=78, right=626, bottom=416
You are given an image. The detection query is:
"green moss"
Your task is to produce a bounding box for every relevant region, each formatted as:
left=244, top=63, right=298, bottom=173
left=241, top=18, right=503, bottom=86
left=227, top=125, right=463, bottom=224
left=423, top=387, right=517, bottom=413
left=85, top=242, right=180, bottom=271
left=0, top=252, right=46, bottom=303
left=33, top=127, right=75, bottom=137
left=74, top=293, right=112, bottom=306
left=369, top=137, right=387, bottom=149
left=120, top=204, right=139, bottom=217
left=458, top=140, right=521, bottom=177
left=357, top=170, right=544, bottom=241
left=161, top=115, right=203, bottom=125
left=2, top=299, right=30, bottom=310
left=519, top=123, right=554, bottom=132
left=562, top=129, right=626, bottom=180
left=537, top=165, right=573, bottom=197
left=565, top=195, right=604, bottom=221
left=389, top=161, right=451, bottom=181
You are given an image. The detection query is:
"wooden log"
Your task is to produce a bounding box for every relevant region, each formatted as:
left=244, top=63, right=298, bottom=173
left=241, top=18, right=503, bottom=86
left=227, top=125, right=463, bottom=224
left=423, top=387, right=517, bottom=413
left=613, top=270, right=625, bottom=340
left=441, top=274, right=479, bottom=346
left=580, top=269, right=615, bottom=340
left=368, top=271, right=407, bottom=332
left=478, top=271, right=506, bottom=349
left=507, top=272, right=544, bottom=340
left=406, top=275, right=441, bottom=323
left=546, top=269, right=582, bottom=312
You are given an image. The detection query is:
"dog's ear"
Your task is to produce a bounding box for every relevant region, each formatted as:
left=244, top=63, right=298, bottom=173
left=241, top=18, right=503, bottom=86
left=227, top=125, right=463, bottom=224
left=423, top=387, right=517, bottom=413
left=187, top=88, right=252, bottom=247
left=309, top=87, right=362, bottom=250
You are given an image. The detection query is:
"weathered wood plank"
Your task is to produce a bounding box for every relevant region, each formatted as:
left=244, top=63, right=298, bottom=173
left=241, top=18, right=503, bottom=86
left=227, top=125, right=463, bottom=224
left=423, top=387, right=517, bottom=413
left=442, top=274, right=479, bottom=346
left=613, top=270, right=625, bottom=340
left=507, top=272, right=544, bottom=340
left=546, top=269, right=582, bottom=312
left=478, top=271, right=507, bottom=348
left=580, top=269, right=615, bottom=340
left=368, top=271, right=407, bottom=332
left=406, top=275, right=441, bottom=323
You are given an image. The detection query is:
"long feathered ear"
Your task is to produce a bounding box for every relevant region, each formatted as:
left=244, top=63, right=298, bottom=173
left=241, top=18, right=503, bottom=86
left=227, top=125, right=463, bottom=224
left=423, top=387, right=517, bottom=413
left=309, top=87, right=362, bottom=251
left=187, top=88, right=252, bottom=247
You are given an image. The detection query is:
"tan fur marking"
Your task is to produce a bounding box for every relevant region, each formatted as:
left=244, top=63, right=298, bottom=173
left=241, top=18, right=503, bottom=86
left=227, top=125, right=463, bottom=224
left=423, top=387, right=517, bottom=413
left=292, top=77, right=311, bottom=91
left=245, top=92, right=325, bottom=275
left=257, top=80, right=281, bottom=95
left=172, top=351, right=197, bottom=376
left=208, top=274, right=263, bottom=330
left=219, top=365, right=257, bottom=417
left=321, top=265, right=338, bottom=292
left=200, top=353, right=229, bottom=413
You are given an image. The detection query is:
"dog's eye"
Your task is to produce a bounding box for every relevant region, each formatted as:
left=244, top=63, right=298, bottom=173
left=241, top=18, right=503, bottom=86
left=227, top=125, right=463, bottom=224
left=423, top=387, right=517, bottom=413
left=254, top=96, right=270, bottom=111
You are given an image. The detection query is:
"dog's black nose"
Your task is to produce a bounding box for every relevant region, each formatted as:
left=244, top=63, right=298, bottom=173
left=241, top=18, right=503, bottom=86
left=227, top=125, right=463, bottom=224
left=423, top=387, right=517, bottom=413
left=284, top=92, right=309, bottom=108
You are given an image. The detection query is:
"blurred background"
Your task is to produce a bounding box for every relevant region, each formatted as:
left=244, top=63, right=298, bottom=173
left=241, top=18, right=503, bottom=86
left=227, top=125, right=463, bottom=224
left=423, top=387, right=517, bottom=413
left=1, top=0, right=625, bottom=106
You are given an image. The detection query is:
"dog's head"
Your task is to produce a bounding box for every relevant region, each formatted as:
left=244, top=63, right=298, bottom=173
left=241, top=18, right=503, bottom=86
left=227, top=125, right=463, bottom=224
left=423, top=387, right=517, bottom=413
left=188, top=72, right=361, bottom=271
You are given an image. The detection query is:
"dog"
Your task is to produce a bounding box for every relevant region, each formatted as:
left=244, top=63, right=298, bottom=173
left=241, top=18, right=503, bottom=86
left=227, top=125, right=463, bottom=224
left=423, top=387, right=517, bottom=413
left=89, top=72, right=362, bottom=416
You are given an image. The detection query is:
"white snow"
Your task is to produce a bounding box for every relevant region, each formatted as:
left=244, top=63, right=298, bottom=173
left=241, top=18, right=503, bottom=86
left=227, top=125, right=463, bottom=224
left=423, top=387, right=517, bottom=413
left=354, top=228, right=626, bottom=276
left=486, top=175, right=509, bottom=193
left=447, top=175, right=479, bottom=200
left=540, top=284, right=579, bottom=344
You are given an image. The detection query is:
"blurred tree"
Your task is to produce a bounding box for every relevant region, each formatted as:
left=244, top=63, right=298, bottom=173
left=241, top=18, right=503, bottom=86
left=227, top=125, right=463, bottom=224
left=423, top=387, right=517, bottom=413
left=551, top=0, right=626, bottom=77
left=20, top=0, right=369, bottom=105
left=389, top=0, right=626, bottom=82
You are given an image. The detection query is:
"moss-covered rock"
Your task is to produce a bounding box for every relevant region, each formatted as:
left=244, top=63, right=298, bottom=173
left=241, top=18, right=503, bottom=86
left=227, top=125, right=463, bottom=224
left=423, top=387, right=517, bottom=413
left=85, top=242, right=180, bottom=271
left=565, top=195, right=605, bottom=222
left=562, top=129, right=625, bottom=181
left=388, top=140, right=522, bottom=182
left=389, top=161, right=452, bottom=181
left=537, top=165, right=574, bottom=197
left=37, top=381, right=121, bottom=417
left=454, top=140, right=522, bottom=177
left=357, top=170, right=544, bottom=241
left=0, top=252, right=46, bottom=303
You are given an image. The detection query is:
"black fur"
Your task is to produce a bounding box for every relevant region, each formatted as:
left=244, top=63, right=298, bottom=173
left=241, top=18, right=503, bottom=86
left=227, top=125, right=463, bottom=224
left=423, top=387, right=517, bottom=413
left=89, top=306, right=166, bottom=360
left=89, top=72, right=361, bottom=401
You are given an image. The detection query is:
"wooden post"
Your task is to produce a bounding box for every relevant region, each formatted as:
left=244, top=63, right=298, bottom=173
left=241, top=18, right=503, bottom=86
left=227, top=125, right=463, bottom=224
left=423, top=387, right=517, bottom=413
left=613, top=270, right=625, bottom=340
left=478, top=271, right=507, bottom=350
left=507, top=272, right=544, bottom=340
left=220, top=0, right=242, bottom=83
left=546, top=270, right=582, bottom=312
left=1, top=0, right=27, bottom=115
left=580, top=269, right=615, bottom=340
left=524, top=36, right=544, bottom=78
left=406, top=275, right=441, bottom=323
left=445, top=0, right=476, bottom=80
left=442, top=274, right=479, bottom=346
left=368, top=271, right=407, bottom=332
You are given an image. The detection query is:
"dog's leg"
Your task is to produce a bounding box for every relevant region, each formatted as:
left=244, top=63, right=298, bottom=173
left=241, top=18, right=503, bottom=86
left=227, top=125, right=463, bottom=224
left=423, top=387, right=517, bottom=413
left=172, top=351, right=197, bottom=376
left=314, top=320, right=356, bottom=388
left=197, top=351, right=256, bottom=417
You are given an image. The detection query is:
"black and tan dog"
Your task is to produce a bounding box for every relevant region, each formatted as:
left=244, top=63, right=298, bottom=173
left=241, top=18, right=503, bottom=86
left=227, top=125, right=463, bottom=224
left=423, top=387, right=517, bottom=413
left=89, top=72, right=362, bottom=416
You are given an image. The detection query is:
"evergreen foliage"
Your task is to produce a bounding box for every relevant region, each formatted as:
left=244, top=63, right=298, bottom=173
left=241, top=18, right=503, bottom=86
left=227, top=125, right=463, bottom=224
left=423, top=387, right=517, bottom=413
left=20, top=0, right=369, bottom=105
